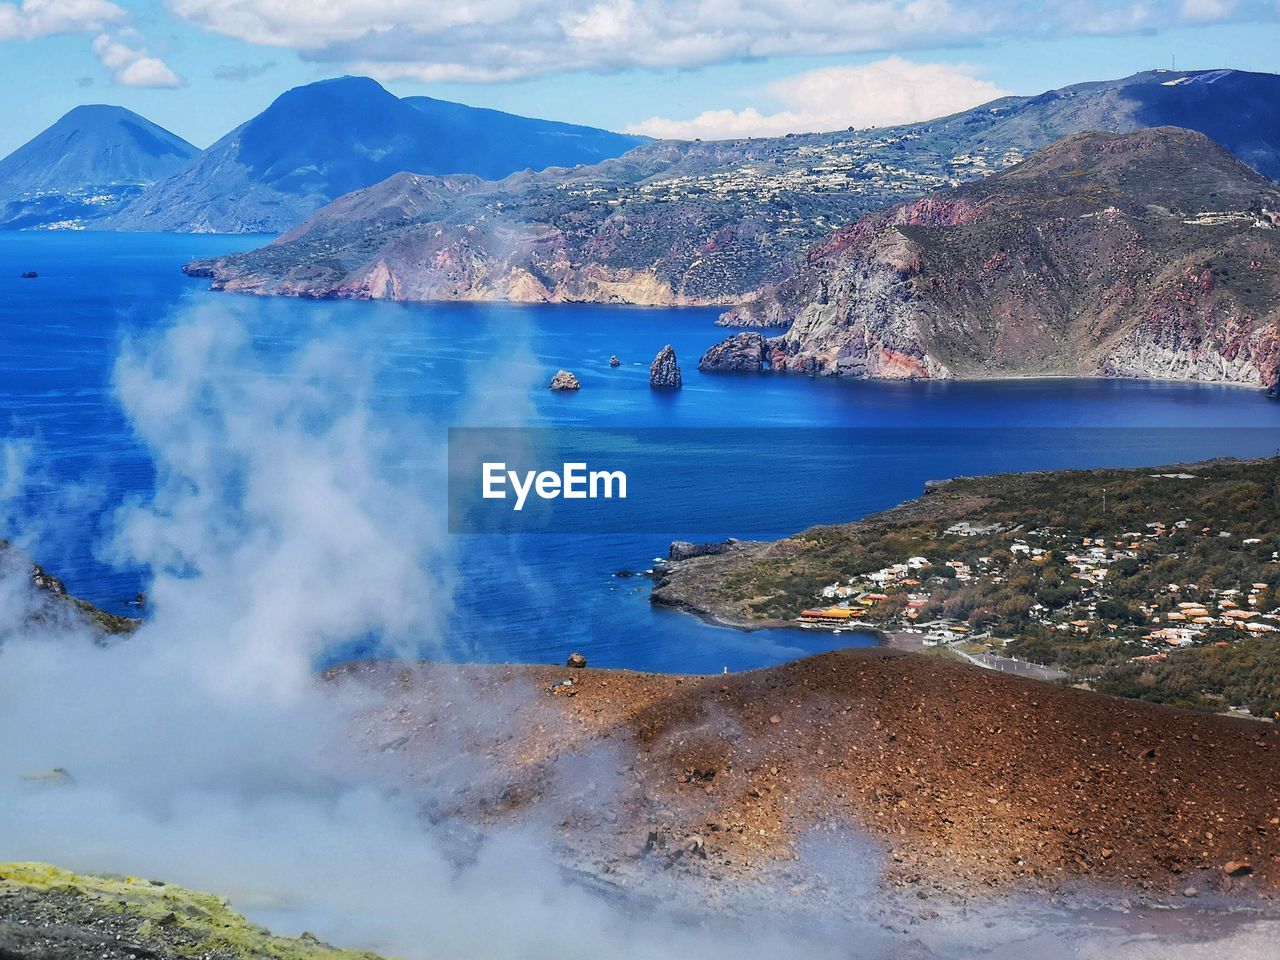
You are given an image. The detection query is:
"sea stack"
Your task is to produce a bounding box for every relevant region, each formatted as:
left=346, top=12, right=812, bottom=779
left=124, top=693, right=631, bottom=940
left=649, top=345, right=682, bottom=389
left=549, top=370, right=581, bottom=391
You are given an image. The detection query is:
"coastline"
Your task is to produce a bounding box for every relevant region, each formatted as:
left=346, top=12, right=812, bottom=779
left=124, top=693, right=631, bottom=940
left=646, top=455, right=1280, bottom=712
left=705, top=359, right=1275, bottom=392
left=652, top=589, right=921, bottom=650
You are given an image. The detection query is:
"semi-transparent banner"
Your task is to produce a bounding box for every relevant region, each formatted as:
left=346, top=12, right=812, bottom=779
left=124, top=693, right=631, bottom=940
left=447, top=427, right=1280, bottom=534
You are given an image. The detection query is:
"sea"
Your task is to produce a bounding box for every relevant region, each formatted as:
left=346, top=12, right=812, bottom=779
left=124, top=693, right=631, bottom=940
left=5, top=231, right=1280, bottom=673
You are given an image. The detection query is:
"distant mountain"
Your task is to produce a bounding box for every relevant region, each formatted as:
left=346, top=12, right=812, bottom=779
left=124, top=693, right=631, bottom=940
left=109, top=76, right=647, bottom=233
left=0, top=105, right=198, bottom=230
left=400, top=95, right=650, bottom=174
left=184, top=69, right=1280, bottom=304
left=917, top=67, right=1280, bottom=180
left=706, top=127, right=1280, bottom=386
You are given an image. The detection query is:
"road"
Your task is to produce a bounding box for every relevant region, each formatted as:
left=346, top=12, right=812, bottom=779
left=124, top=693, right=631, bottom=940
left=950, top=646, right=1068, bottom=681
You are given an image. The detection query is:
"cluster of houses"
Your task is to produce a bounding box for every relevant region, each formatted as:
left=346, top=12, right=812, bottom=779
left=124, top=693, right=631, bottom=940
left=795, top=516, right=1279, bottom=658
left=1142, top=585, right=1278, bottom=647
left=802, top=555, right=957, bottom=629
left=561, top=128, right=1025, bottom=229
left=633, top=152, right=953, bottom=211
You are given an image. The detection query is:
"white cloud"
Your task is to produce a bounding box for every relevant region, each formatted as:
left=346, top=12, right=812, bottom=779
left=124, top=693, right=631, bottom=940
left=343, top=59, right=534, bottom=84
left=116, top=54, right=183, bottom=87
left=167, top=0, right=521, bottom=49
left=561, top=0, right=642, bottom=43
left=626, top=58, right=1012, bottom=140
left=92, top=31, right=183, bottom=87
left=0, top=0, right=124, bottom=40
left=0, top=1, right=182, bottom=90
left=1179, top=0, right=1237, bottom=19
left=162, top=0, right=1275, bottom=83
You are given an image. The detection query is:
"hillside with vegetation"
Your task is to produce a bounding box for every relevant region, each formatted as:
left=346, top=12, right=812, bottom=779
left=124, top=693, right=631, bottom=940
left=653, top=456, right=1280, bottom=719
left=0, top=863, right=384, bottom=960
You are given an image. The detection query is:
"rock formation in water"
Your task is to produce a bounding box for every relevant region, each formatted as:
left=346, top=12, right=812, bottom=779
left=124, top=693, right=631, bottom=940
left=698, top=332, right=769, bottom=372
left=649, top=346, right=682, bottom=389
left=711, top=127, right=1280, bottom=386
left=549, top=369, right=581, bottom=391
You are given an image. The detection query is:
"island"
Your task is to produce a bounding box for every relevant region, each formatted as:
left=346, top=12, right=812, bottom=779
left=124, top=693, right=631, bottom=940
left=653, top=456, right=1280, bottom=720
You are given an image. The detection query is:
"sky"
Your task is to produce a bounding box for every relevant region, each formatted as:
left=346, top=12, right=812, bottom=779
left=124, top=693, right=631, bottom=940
left=1, top=0, right=1280, bottom=155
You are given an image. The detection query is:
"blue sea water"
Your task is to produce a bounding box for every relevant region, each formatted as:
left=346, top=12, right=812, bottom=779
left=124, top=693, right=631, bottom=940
left=5, top=232, right=1280, bottom=673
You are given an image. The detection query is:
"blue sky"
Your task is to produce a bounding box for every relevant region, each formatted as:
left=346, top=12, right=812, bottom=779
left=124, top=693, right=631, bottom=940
left=2, top=0, right=1279, bottom=154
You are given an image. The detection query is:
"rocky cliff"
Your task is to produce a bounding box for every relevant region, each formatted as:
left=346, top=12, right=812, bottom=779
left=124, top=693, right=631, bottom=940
left=698, top=332, right=770, bottom=372
left=712, top=128, right=1280, bottom=385
left=0, top=541, right=139, bottom=638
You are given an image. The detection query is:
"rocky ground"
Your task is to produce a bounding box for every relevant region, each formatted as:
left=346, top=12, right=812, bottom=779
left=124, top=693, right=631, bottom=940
left=3, top=651, right=1278, bottom=958
left=0, top=543, right=139, bottom=641
left=0, top=863, right=381, bottom=960
left=335, top=648, right=1280, bottom=909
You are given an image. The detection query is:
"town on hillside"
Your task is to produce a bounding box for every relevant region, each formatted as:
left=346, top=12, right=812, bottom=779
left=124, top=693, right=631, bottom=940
left=708, top=460, right=1280, bottom=721
left=564, top=128, right=1025, bottom=241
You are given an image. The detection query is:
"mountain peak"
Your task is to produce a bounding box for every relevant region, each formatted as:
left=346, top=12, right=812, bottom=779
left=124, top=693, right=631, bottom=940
left=988, top=126, right=1272, bottom=215
left=306, top=74, right=387, bottom=91
left=270, top=75, right=393, bottom=105
left=0, top=104, right=198, bottom=228
left=112, top=77, right=646, bottom=233
left=59, top=103, right=136, bottom=120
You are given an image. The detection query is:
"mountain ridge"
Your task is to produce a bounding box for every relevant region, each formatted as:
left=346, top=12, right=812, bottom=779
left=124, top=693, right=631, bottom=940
left=182, top=68, right=1280, bottom=304
left=108, top=75, right=647, bottom=234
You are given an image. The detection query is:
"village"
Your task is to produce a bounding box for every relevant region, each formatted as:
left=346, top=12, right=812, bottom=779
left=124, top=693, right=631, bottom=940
left=562, top=125, right=1026, bottom=235
left=795, top=513, right=1280, bottom=672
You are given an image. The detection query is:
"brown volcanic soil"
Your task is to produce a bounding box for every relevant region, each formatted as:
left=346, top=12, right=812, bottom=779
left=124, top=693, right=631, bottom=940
left=335, top=648, right=1279, bottom=900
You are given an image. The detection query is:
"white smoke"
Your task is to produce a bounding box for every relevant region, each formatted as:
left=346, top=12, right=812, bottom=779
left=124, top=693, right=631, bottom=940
left=0, top=303, right=849, bottom=959
left=0, top=302, right=1275, bottom=960
left=105, top=305, right=451, bottom=698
